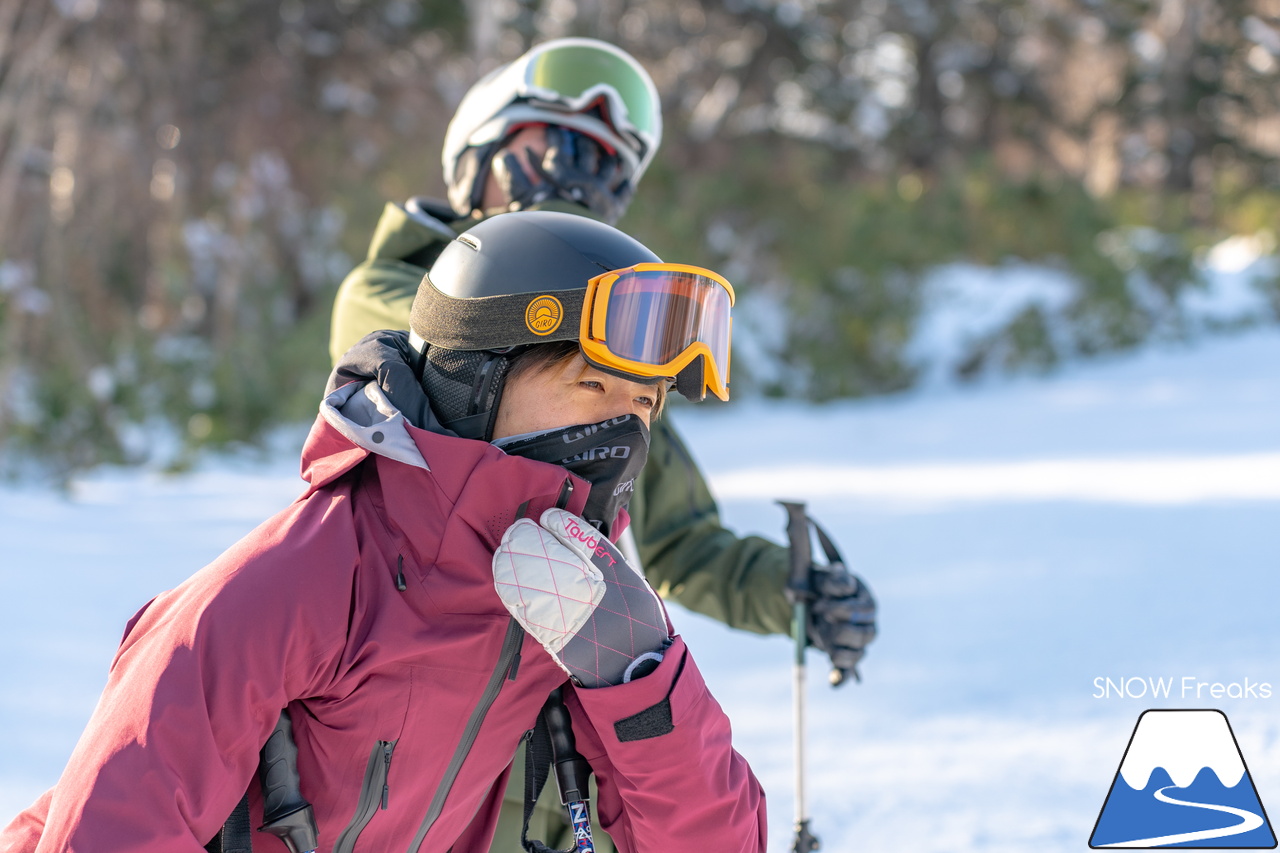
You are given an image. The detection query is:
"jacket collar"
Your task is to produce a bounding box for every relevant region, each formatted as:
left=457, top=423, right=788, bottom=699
left=300, top=380, right=591, bottom=551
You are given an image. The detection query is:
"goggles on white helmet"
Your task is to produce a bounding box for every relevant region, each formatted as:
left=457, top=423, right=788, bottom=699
left=442, top=39, right=662, bottom=194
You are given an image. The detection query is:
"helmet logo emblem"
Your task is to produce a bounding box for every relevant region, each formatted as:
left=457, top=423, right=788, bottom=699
left=525, top=295, right=564, bottom=336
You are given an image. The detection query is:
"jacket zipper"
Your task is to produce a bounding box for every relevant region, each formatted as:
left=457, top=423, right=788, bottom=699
left=405, top=617, right=526, bottom=851
left=333, top=739, right=397, bottom=853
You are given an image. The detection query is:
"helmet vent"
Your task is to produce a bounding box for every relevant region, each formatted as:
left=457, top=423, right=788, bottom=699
left=458, top=234, right=481, bottom=251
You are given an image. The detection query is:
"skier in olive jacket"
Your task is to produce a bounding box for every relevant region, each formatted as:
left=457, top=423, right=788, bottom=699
left=2, top=212, right=765, bottom=853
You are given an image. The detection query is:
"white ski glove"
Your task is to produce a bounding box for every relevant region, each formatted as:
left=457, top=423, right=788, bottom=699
left=493, top=508, right=670, bottom=688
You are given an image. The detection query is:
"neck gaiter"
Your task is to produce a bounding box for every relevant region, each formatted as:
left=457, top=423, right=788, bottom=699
left=495, top=413, right=650, bottom=537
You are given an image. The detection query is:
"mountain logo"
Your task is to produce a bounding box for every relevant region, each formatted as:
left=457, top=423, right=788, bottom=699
left=1090, top=709, right=1276, bottom=848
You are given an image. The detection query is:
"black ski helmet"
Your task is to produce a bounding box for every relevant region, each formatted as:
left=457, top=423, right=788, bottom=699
left=409, top=210, right=661, bottom=440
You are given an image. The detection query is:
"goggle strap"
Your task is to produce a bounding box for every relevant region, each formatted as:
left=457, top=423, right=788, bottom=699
left=674, top=357, right=708, bottom=403
left=412, top=281, right=585, bottom=351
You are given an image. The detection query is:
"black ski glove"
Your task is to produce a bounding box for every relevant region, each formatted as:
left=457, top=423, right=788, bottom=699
left=491, top=126, right=635, bottom=225
left=807, top=562, right=877, bottom=686
left=326, top=329, right=435, bottom=429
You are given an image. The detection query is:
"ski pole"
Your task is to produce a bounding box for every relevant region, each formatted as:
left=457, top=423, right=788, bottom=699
left=543, top=687, right=597, bottom=852
left=780, top=501, right=820, bottom=853
left=546, top=486, right=597, bottom=852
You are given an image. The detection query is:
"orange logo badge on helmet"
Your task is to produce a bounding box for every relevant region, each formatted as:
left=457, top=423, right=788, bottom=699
left=525, top=295, right=563, bottom=336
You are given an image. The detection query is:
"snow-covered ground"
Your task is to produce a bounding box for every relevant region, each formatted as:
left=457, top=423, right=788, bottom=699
left=3, top=326, right=1279, bottom=852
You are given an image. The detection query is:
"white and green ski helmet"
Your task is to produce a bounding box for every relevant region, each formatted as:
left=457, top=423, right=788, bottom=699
left=442, top=38, right=662, bottom=215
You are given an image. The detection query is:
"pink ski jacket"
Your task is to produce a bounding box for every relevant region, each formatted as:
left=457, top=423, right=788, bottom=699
left=2, top=381, right=766, bottom=853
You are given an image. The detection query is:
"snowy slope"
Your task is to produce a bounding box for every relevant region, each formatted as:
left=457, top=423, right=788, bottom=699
left=3, top=328, right=1279, bottom=852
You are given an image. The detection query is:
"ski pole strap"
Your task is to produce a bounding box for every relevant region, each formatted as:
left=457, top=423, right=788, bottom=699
left=809, top=517, right=846, bottom=570
left=779, top=500, right=848, bottom=600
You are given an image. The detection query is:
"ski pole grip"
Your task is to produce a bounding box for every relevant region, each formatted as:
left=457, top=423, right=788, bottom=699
left=258, top=710, right=319, bottom=853
left=543, top=688, right=593, bottom=804
left=778, top=500, right=813, bottom=604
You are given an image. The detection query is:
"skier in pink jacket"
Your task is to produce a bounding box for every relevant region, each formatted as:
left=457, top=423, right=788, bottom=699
left=2, top=211, right=765, bottom=853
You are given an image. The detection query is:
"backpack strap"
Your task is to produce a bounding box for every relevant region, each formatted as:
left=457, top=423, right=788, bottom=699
left=520, top=711, right=569, bottom=853
left=204, top=792, right=252, bottom=853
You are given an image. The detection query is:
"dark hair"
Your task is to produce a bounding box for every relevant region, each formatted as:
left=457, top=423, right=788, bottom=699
left=505, top=341, right=667, bottom=415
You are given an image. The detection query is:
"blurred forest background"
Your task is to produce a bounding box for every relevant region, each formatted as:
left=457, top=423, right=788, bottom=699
left=1, top=0, right=1279, bottom=476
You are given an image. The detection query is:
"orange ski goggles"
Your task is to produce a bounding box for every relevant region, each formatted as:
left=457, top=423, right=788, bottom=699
left=579, top=263, right=735, bottom=401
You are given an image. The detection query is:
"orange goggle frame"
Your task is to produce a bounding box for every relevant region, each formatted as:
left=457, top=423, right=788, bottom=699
left=579, top=263, right=735, bottom=402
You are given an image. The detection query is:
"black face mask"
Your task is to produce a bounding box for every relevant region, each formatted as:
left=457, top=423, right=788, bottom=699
left=496, top=414, right=650, bottom=537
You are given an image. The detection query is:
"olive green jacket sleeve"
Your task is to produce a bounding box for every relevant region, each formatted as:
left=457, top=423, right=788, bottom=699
left=329, top=200, right=793, bottom=637
left=629, top=416, right=792, bottom=636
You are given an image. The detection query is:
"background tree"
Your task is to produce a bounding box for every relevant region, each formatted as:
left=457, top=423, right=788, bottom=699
left=1, top=0, right=1277, bottom=475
